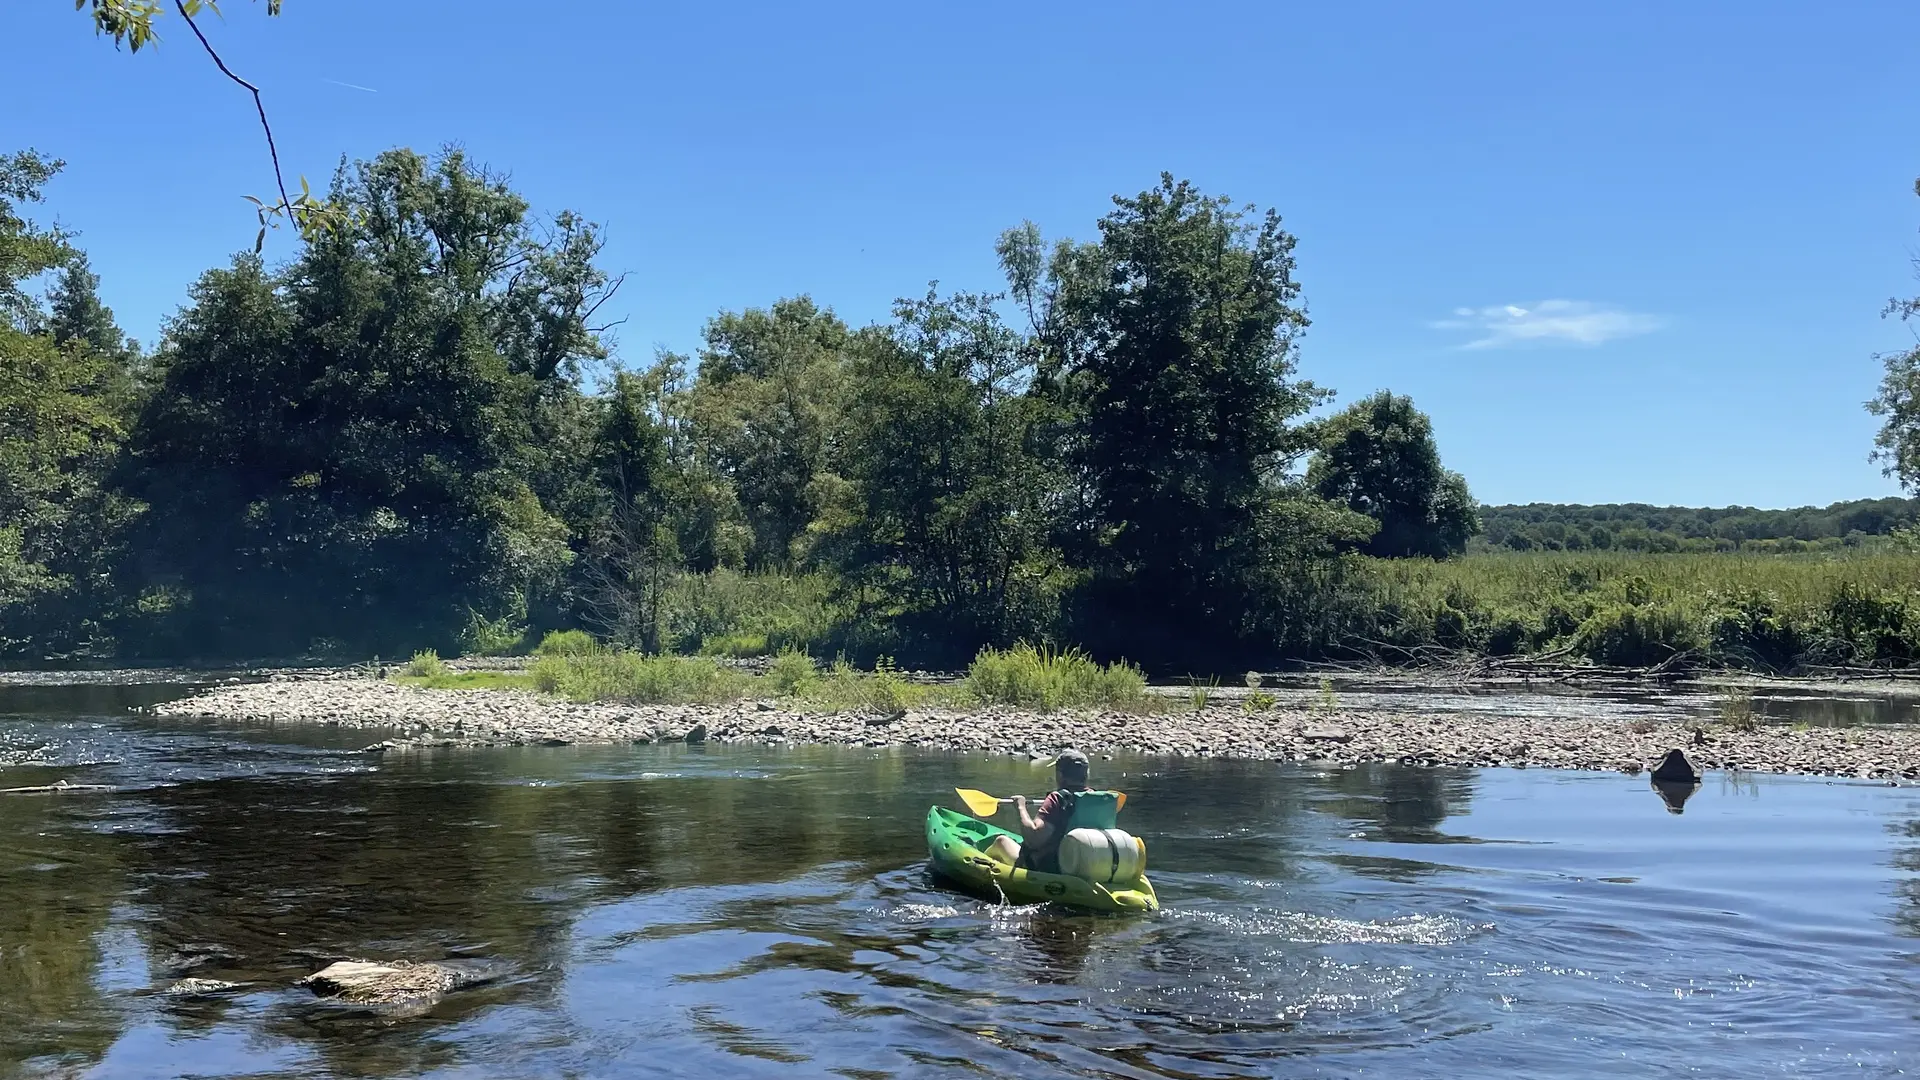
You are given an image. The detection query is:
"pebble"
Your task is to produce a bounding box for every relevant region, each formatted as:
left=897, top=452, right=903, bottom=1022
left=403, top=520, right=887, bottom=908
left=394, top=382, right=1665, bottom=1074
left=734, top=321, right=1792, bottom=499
left=148, top=676, right=1920, bottom=780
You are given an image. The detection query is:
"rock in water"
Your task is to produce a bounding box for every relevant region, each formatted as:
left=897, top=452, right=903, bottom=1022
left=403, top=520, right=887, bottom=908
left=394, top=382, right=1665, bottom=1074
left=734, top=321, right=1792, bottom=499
left=1650, top=748, right=1701, bottom=784
left=164, top=977, right=242, bottom=996
left=300, top=960, right=468, bottom=1004
left=684, top=723, right=708, bottom=745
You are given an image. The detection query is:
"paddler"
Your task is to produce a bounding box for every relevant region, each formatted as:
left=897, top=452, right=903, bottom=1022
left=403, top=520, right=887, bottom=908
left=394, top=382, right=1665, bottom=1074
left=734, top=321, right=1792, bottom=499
left=984, top=749, right=1122, bottom=873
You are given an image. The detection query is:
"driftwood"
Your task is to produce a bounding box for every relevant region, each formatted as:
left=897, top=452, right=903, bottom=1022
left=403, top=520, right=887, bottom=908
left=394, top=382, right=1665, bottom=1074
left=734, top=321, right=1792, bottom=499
left=2, top=781, right=116, bottom=795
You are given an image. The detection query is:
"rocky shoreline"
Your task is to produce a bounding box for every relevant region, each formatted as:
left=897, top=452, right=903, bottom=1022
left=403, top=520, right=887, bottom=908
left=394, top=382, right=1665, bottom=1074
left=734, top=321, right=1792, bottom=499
left=143, top=673, right=1920, bottom=782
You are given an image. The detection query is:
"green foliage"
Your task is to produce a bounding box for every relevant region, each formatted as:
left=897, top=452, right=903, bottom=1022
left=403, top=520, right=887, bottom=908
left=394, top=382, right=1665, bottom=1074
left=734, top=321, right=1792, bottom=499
left=818, top=289, right=1069, bottom=658
left=963, top=643, right=1147, bottom=711
left=1355, top=550, right=1920, bottom=672
left=460, top=608, right=527, bottom=657
left=687, top=297, right=851, bottom=569
left=394, top=669, right=537, bottom=692
left=1572, top=602, right=1700, bottom=667
left=121, top=149, right=597, bottom=657
left=530, top=651, right=751, bottom=704
left=1243, top=690, right=1278, bottom=713
left=1717, top=685, right=1758, bottom=732
left=534, top=629, right=600, bottom=657
left=1308, top=391, right=1478, bottom=558
left=662, top=570, right=836, bottom=655
left=793, top=657, right=929, bottom=713
left=1314, top=676, right=1339, bottom=716
left=1184, top=676, right=1219, bottom=712
left=1476, top=497, right=1920, bottom=554
left=768, top=647, right=817, bottom=695
left=0, top=152, right=140, bottom=657
left=404, top=649, right=446, bottom=678
left=1019, top=175, right=1337, bottom=665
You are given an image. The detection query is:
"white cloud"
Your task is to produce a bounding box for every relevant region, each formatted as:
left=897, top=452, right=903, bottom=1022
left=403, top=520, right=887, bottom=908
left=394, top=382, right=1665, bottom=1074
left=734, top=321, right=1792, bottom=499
left=1431, top=299, right=1664, bottom=349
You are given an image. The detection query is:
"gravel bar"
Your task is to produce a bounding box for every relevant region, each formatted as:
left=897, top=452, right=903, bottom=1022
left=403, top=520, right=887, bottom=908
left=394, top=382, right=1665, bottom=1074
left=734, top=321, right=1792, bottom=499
left=150, top=675, right=1920, bottom=781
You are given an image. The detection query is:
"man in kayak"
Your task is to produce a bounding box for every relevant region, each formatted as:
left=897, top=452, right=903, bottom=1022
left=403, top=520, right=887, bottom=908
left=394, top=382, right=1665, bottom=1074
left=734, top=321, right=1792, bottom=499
left=984, top=749, right=1122, bottom=873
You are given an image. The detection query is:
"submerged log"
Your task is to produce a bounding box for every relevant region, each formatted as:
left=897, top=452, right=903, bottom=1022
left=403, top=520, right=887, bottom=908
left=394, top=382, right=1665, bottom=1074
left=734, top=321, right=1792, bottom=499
left=1, top=781, right=116, bottom=795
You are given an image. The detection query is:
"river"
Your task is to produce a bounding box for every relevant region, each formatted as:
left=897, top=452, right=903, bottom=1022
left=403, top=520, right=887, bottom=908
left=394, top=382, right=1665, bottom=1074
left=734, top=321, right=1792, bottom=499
left=3, top=679, right=1918, bottom=1078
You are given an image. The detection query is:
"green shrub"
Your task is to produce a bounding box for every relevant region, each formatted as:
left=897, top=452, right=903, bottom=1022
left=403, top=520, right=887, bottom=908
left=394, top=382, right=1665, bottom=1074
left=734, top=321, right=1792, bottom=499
left=1819, top=582, right=1916, bottom=666
left=529, top=651, right=751, bottom=704
left=1705, top=590, right=1802, bottom=672
left=459, top=609, right=526, bottom=656
left=798, top=656, right=931, bottom=712
left=1243, top=690, right=1279, bottom=713
left=768, top=648, right=817, bottom=695
left=663, top=570, right=837, bottom=656
left=1484, top=610, right=1532, bottom=656
left=534, top=629, right=601, bottom=657
left=1572, top=602, right=1701, bottom=667
left=1717, top=684, right=1758, bottom=732
left=404, top=649, right=446, bottom=678
left=965, top=643, right=1148, bottom=711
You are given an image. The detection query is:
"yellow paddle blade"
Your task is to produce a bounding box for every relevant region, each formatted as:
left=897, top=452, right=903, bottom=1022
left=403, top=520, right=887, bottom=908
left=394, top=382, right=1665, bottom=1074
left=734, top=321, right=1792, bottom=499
left=955, top=788, right=1004, bottom=817
left=1116, top=791, right=1127, bottom=812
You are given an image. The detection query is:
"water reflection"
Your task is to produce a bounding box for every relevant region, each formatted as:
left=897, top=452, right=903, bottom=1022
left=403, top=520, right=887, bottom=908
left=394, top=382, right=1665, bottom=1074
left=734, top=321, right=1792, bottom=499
left=4, top=705, right=1920, bottom=1077
left=1650, top=779, right=1700, bottom=814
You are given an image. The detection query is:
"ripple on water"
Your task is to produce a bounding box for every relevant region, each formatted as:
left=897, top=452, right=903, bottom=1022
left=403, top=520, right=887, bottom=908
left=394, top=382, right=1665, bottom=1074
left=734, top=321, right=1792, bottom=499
left=1163, top=905, right=1490, bottom=946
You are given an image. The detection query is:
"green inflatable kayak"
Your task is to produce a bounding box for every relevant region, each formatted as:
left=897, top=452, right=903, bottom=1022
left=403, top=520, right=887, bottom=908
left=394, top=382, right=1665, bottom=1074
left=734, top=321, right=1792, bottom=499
left=923, top=805, right=1160, bottom=914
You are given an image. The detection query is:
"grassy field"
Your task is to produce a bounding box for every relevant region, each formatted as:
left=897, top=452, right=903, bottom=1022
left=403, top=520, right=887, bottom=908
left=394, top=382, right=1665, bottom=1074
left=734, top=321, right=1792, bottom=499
left=1351, top=550, right=1920, bottom=670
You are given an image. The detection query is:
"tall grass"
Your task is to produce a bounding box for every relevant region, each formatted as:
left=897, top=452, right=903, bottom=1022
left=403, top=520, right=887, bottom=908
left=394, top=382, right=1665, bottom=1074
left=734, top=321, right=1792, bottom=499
left=534, top=629, right=601, bottom=657
left=1348, top=549, right=1920, bottom=671
left=404, top=649, right=446, bottom=678
left=964, top=644, right=1147, bottom=711
left=530, top=652, right=752, bottom=704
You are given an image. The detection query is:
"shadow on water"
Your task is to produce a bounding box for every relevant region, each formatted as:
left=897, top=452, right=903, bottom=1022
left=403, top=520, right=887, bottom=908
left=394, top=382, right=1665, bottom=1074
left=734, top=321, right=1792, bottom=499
left=3, top=685, right=1920, bottom=1077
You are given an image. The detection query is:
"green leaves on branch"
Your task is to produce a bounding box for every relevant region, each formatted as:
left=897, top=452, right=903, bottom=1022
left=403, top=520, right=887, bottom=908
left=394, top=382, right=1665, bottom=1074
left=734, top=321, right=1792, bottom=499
left=79, top=0, right=283, bottom=54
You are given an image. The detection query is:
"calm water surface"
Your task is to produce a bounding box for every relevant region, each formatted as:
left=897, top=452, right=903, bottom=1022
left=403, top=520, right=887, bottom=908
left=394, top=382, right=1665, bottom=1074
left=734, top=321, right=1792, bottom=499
left=3, top=683, right=1918, bottom=1078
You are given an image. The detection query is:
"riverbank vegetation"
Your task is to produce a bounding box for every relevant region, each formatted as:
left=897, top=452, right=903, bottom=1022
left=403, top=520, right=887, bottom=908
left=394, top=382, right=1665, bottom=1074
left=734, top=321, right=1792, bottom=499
left=515, top=642, right=1150, bottom=712
left=6, top=145, right=1920, bottom=678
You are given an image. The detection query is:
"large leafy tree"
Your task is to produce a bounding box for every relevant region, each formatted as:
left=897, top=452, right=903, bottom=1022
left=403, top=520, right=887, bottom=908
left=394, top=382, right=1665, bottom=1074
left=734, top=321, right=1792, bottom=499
left=1308, top=391, right=1478, bottom=558
left=0, top=151, right=138, bottom=656
left=688, top=297, right=851, bottom=569
left=122, top=148, right=609, bottom=656
left=1870, top=178, right=1920, bottom=493
left=1004, top=175, right=1346, bottom=660
left=820, top=289, right=1067, bottom=654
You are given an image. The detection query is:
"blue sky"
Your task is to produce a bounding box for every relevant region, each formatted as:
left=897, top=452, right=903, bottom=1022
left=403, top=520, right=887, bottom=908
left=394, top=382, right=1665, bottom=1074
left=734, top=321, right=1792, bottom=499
left=7, top=0, right=1918, bottom=507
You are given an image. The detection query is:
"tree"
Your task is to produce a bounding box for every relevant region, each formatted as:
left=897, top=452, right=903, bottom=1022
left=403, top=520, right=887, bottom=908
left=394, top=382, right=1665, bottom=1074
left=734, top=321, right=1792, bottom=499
left=687, top=297, right=851, bottom=569
left=0, top=152, right=136, bottom=655
left=1870, top=177, right=1920, bottom=492
left=1307, top=391, right=1479, bottom=558
left=819, top=289, right=1067, bottom=654
left=121, top=148, right=606, bottom=656
left=1008, top=175, right=1343, bottom=661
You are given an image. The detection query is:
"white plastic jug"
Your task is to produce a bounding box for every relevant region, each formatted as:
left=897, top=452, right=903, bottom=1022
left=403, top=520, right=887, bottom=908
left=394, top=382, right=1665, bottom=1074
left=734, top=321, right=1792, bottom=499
left=1057, top=827, right=1146, bottom=885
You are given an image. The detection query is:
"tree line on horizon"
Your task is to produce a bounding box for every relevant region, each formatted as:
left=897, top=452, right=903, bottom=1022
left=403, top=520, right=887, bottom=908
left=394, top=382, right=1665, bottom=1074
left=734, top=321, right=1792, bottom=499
left=1, top=146, right=1481, bottom=667
left=1474, top=497, right=1920, bottom=554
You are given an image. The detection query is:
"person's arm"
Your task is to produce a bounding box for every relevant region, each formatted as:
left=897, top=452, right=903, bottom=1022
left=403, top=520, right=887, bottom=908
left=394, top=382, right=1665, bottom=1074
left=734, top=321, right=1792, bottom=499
left=1012, top=794, right=1045, bottom=833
